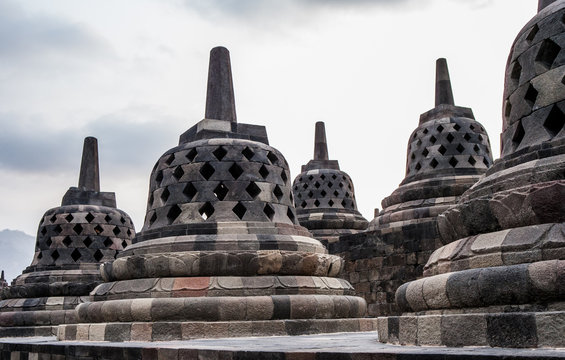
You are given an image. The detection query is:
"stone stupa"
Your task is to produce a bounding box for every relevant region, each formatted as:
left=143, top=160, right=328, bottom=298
left=379, top=0, right=565, bottom=348
left=58, top=47, right=375, bottom=342
left=0, top=137, right=135, bottom=337
left=292, top=122, right=368, bottom=245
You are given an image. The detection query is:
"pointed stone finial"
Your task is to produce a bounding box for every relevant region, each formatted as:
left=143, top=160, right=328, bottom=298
left=1, top=271, right=4, bottom=281
left=78, top=137, right=100, bottom=192
left=435, top=58, right=455, bottom=107
left=539, top=0, right=557, bottom=11
left=314, top=121, right=329, bottom=161
left=205, top=46, right=237, bottom=123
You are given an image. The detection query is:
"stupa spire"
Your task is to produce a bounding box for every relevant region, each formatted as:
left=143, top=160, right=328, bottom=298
left=313, top=121, right=329, bottom=161
left=435, top=58, right=455, bottom=107
left=78, top=136, right=100, bottom=192
left=539, top=0, right=557, bottom=12
left=205, top=46, right=237, bottom=122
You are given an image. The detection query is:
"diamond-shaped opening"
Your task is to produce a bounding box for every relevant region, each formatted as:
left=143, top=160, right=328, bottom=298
left=46, top=237, right=52, bottom=247
left=280, top=170, right=288, bottom=184
left=71, top=249, right=81, bottom=262
left=320, top=174, right=326, bottom=180
left=63, top=236, right=72, bottom=247
left=341, top=199, right=347, bottom=208
left=199, top=202, right=214, bottom=220
left=483, top=158, right=490, bottom=167
left=423, top=128, right=429, bottom=134
left=430, top=158, right=439, bottom=168
left=562, top=75, right=565, bottom=86
left=535, top=39, right=561, bottom=69
left=524, top=84, right=539, bottom=107
left=85, top=213, right=95, bottom=223
left=468, top=156, right=477, bottom=166
left=286, top=208, right=296, bottom=223
left=72, top=224, right=83, bottom=235
left=526, top=24, right=539, bottom=43
left=113, top=226, right=121, bottom=236
left=413, top=132, right=418, bottom=139
left=438, top=145, right=447, bottom=155
left=149, top=212, right=157, bottom=225
left=321, top=190, right=327, bottom=197
left=332, top=174, right=337, bottom=180
left=173, top=166, right=185, bottom=180
left=327, top=182, right=333, bottom=188
left=416, top=139, right=422, bottom=147
left=213, top=182, right=229, bottom=201
left=121, top=240, right=128, bottom=249
left=429, top=136, right=437, bottom=144
left=415, top=163, right=422, bottom=171
left=339, top=182, right=344, bottom=188
left=104, top=237, right=113, bottom=247
left=259, top=165, right=269, bottom=179
left=505, top=101, right=512, bottom=118
left=186, top=148, right=198, bottom=162
left=228, top=163, right=243, bottom=180
left=37, top=252, right=42, bottom=260
left=449, top=157, right=459, bottom=168
left=167, top=204, right=182, bottom=224
left=345, top=192, right=350, bottom=198
left=314, top=181, right=321, bottom=188
left=422, top=148, right=429, bottom=157
left=474, top=144, right=480, bottom=153
left=94, top=224, right=104, bottom=234
left=155, top=171, right=164, bottom=186
left=65, top=214, right=74, bottom=223
left=446, top=133, right=455, bottom=143
left=41, top=227, right=47, bottom=236
left=93, top=249, right=104, bottom=262
left=511, top=61, right=522, bottom=81
left=456, top=144, right=465, bottom=153
left=83, top=237, right=93, bottom=248
left=333, top=190, right=339, bottom=197
left=232, top=202, right=247, bottom=220
left=411, top=153, right=416, bottom=160
left=273, top=185, right=283, bottom=201
left=213, top=146, right=228, bottom=161
left=297, top=193, right=302, bottom=199
left=149, top=193, right=154, bottom=207
left=183, top=183, right=197, bottom=201
left=54, top=224, right=63, bottom=235
left=246, top=182, right=261, bottom=199
left=50, top=215, right=57, bottom=223
left=464, top=133, right=472, bottom=141
left=544, top=105, right=565, bottom=137
left=437, top=125, right=444, bottom=133
left=120, top=217, right=126, bottom=224
left=302, top=183, right=308, bottom=190
left=301, top=201, right=307, bottom=208
left=314, top=200, right=320, bottom=207
left=328, top=199, right=334, bottom=207
left=267, top=151, right=279, bottom=165
left=308, top=191, right=314, bottom=198
left=127, top=229, right=132, bottom=236
left=242, top=147, right=255, bottom=160
left=264, top=204, right=275, bottom=221
left=160, top=188, right=170, bottom=203
left=512, top=120, right=526, bottom=147
left=453, top=124, right=461, bottom=131
left=200, top=162, right=215, bottom=180
left=308, top=175, right=314, bottom=181
left=104, top=214, right=112, bottom=223
left=51, top=250, right=60, bottom=261
left=164, top=154, right=175, bottom=166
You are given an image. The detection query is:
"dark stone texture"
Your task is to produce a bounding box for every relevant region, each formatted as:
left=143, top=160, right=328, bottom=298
left=205, top=46, right=237, bottom=123
left=486, top=314, right=538, bottom=348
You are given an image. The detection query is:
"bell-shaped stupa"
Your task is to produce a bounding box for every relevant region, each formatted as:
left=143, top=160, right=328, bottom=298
left=292, top=122, right=368, bottom=245
left=369, top=59, right=493, bottom=237
left=0, top=137, right=135, bottom=337
left=379, top=0, right=565, bottom=348
left=58, top=47, right=374, bottom=342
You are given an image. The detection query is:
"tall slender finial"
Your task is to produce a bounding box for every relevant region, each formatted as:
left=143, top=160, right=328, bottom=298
left=1, top=271, right=4, bottom=281
left=205, top=46, right=237, bottom=122
left=314, top=121, right=329, bottom=161
left=435, top=58, right=455, bottom=107
left=78, top=137, right=100, bottom=192
left=538, top=0, right=557, bottom=12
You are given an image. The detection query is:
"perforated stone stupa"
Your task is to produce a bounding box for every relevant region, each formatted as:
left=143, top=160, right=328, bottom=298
left=379, top=0, right=565, bottom=348
left=0, top=137, right=135, bottom=337
left=292, top=122, right=368, bottom=245
left=58, top=47, right=375, bottom=342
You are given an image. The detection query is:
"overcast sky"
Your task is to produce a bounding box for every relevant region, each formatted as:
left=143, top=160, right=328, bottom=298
left=0, top=0, right=537, bottom=241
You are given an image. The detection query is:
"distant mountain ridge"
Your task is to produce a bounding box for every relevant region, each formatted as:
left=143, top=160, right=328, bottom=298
left=0, top=229, right=35, bottom=284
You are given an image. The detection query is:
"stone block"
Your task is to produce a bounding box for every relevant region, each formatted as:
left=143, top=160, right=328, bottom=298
left=153, top=322, right=182, bottom=341
left=417, top=315, right=441, bottom=346
left=104, top=323, right=130, bottom=342
left=377, top=317, right=388, bottom=343
left=399, top=316, right=418, bottom=345
left=89, top=323, right=106, bottom=341
left=441, top=314, right=487, bottom=347
left=486, top=313, right=537, bottom=348
left=536, top=312, right=565, bottom=347
left=131, top=322, right=152, bottom=341
left=75, top=324, right=90, bottom=341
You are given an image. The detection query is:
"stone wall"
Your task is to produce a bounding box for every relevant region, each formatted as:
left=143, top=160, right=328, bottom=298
left=330, top=220, right=439, bottom=317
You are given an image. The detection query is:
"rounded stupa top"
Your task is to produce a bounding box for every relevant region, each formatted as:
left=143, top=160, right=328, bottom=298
left=403, top=59, right=493, bottom=185
left=500, top=0, right=565, bottom=167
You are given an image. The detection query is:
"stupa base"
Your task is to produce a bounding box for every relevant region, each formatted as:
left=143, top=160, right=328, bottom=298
left=378, top=309, right=565, bottom=348
left=0, top=325, right=57, bottom=338
left=58, top=318, right=378, bottom=342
